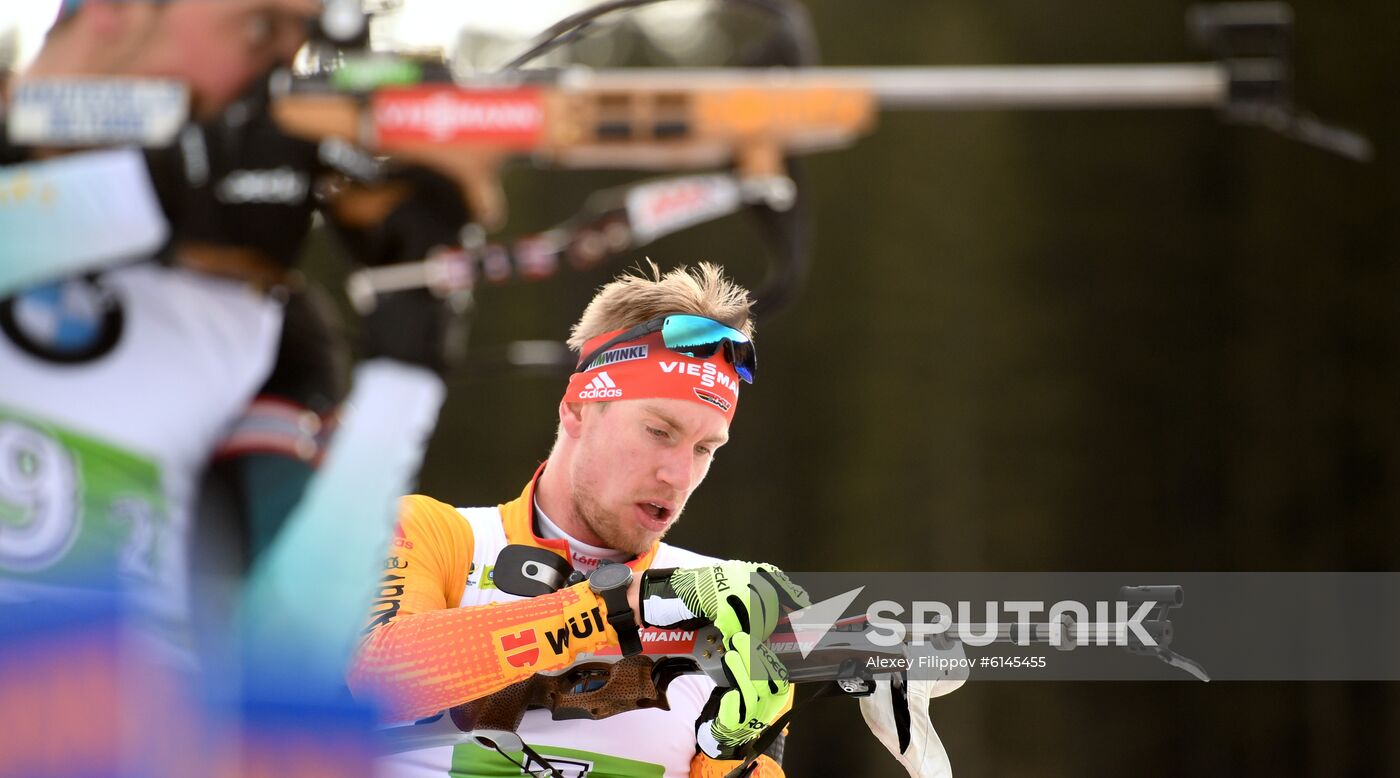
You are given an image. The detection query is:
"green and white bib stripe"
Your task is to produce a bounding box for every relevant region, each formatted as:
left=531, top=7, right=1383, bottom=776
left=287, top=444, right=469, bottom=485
left=0, top=263, right=283, bottom=658
left=450, top=741, right=664, bottom=778
left=0, top=405, right=193, bottom=650
left=0, top=406, right=169, bottom=584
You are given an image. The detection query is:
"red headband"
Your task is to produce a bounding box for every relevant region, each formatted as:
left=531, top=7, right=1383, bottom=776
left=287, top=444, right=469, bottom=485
left=565, top=330, right=742, bottom=422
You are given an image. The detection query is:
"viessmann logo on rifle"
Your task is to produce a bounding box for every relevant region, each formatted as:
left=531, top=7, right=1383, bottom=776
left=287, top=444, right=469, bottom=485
left=373, top=87, right=544, bottom=146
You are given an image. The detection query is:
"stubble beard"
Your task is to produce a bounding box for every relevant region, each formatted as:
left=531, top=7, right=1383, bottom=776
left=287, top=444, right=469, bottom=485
left=571, top=481, right=663, bottom=557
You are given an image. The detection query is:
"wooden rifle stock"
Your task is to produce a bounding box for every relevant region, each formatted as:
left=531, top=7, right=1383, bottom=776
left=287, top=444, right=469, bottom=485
left=450, top=655, right=673, bottom=731
left=270, top=67, right=876, bottom=230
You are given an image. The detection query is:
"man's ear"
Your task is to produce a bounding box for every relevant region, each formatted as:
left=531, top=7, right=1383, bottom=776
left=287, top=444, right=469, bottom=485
left=559, top=400, right=586, bottom=439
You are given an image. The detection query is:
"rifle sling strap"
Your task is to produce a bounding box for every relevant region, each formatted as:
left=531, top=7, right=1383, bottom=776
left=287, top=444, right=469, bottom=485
left=489, top=739, right=567, bottom=778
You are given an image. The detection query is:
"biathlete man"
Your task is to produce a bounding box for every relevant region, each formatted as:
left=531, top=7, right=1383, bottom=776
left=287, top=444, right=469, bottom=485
left=351, top=264, right=806, bottom=777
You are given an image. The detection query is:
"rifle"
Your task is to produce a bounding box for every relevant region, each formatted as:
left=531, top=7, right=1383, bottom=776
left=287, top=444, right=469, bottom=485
left=466, top=587, right=1204, bottom=717
left=380, top=566, right=1207, bottom=762
left=272, top=2, right=1369, bottom=323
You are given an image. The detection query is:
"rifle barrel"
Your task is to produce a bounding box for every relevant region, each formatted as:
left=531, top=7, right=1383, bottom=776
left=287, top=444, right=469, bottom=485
left=870, top=620, right=1150, bottom=648
left=569, top=64, right=1228, bottom=110
left=833, top=65, right=1227, bottom=109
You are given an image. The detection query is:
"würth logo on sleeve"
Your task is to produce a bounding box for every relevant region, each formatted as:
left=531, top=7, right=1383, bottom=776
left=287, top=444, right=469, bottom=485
left=577, top=371, right=623, bottom=399
left=499, top=629, right=540, bottom=668
left=544, top=607, right=607, bottom=655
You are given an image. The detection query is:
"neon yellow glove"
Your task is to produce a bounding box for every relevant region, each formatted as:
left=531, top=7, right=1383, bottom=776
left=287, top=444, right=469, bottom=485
left=639, top=561, right=809, bottom=640
left=698, top=631, right=793, bottom=758
left=640, top=561, right=808, bottom=759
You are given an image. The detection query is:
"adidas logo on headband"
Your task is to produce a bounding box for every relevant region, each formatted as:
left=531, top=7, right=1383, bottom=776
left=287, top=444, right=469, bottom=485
left=578, top=371, right=623, bottom=399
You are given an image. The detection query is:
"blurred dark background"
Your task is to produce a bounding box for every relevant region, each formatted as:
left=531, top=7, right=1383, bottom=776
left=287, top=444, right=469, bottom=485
left=305, top=0, right=1400, bottom=774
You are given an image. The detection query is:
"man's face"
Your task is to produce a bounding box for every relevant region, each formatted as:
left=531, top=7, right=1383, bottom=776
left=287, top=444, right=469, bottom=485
left=567, top=398, right=730, bottom=556
left=132, top=0, right=320, bottom=118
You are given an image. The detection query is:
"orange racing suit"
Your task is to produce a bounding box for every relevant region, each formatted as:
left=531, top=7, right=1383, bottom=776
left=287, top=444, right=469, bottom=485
left=348, top=468, right=786, bottom=777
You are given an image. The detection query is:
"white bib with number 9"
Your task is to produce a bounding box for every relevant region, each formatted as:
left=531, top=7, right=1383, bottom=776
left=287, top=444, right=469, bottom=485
left=0, top=420, right=79, bottom=572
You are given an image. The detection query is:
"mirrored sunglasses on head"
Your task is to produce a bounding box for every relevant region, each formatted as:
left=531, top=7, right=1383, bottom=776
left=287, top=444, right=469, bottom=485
left=575, top=314, right=756, bottom=383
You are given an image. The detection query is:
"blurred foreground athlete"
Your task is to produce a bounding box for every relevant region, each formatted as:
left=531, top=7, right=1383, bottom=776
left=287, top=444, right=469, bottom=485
left=0, top=0, right=465, bottom=660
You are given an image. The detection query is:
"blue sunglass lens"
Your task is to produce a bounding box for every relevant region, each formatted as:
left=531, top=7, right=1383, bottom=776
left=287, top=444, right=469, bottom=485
left=661, top=315, right=756, bottom=382
left=724, top=340, right=755, bottom=383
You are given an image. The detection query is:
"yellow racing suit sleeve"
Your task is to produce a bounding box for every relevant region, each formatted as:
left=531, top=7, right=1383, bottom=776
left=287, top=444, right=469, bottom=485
left=347, top=494, right=620, bottom=722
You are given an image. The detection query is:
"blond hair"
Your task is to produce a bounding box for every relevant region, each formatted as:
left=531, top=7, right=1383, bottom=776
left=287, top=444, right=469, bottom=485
left=567, top=261, right=755, bottom=352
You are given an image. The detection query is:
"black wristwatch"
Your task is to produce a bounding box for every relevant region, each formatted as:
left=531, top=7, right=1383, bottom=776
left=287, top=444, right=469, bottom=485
left=589, top=561, right=642, bottom=657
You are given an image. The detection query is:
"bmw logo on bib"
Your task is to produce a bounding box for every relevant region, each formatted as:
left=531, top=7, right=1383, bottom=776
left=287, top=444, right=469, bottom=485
left=1, top=276, right=124, bottom=363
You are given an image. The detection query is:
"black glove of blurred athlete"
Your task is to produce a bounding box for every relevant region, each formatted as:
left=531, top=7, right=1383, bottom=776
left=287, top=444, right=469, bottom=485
left=325, top=163, right=473, bottom=377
